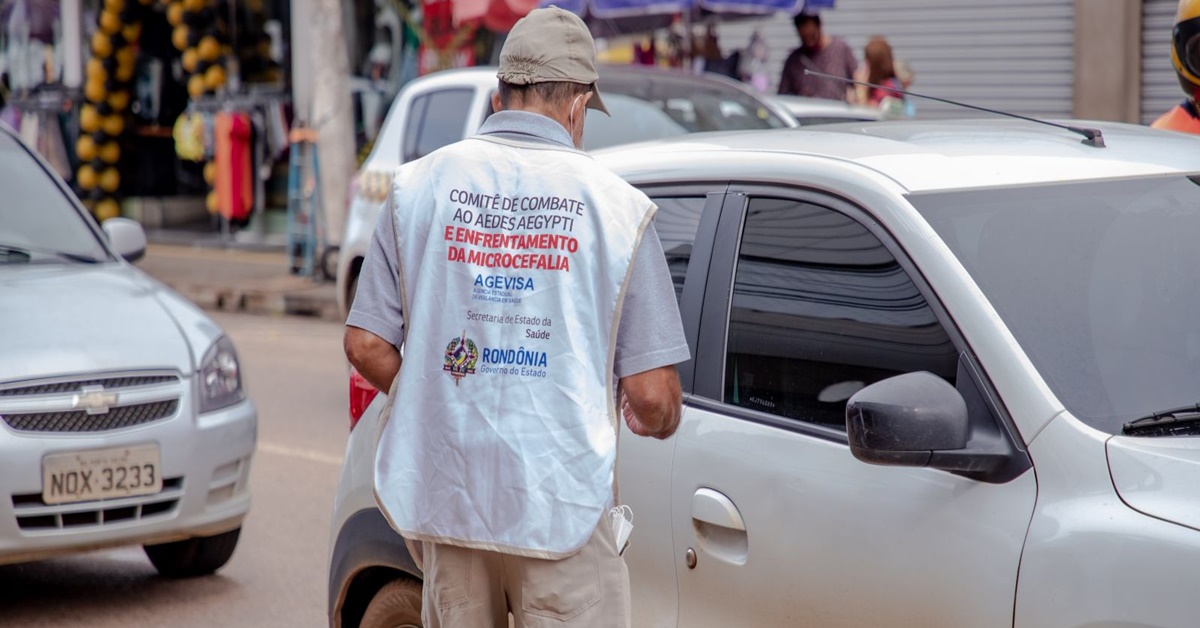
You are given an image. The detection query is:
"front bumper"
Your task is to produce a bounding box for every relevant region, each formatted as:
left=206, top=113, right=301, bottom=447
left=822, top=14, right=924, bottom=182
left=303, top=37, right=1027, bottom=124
left=0, top=395, right=257, bottom=565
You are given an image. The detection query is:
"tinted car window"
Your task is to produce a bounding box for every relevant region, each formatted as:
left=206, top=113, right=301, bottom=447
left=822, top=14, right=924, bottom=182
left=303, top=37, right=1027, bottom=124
left=0, top=132, right=108, bottom=263
left=913, top=176, right=1200, bottom=434
left=723, top=198, right=957, bottom=428
left=404, top=89, right=473, bottom=162
left=650, top=197, right=705, bottom=304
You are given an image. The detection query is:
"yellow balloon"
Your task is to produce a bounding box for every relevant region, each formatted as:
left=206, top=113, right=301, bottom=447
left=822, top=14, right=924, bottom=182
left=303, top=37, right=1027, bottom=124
left=76, top=135, right=98, bottom=161
left=99, top=11, right=120, bottom=35
left=99, top=142, right=121, bottom=164
left=205, top=190, right=219, bottom=214
left=204, top=64, right=226, bottom=90
left=172, top=26, right=189, bottom=51
left=85, top=79, right=106, bottom=104
left=77, top=165, right=98, bottom=190
left=182, top=48, right=198, bottom=73
left=108, top=90, right=130, bottom=111
left=115, top=63, right=134, bottom=83
left=102, top=115, right=125, bottom=137
left=203, top=161, right=215, bottom=184
left=99, top=168, right=121, bottom=193
left=122, top=23, right=142, bottom=43
left=92, top=31, right=113, bottom=58
left=187, top=74, right=207, bottom=98
left=87, top=58, right=104, bottom=80
left=167, top=3, right=184, bottom=26
left=116, top=46, right=136, bottom=69
left=198, top=36, right=220, bottom=62
left=183, top=0, right=205, bottom=12
left=95, top=198, right=121, bottom=221
left=80, top=105, right=101, bottom=133
left=104, top=0, right=125, bottom=13
left=138, top=0, right=153, bottom=7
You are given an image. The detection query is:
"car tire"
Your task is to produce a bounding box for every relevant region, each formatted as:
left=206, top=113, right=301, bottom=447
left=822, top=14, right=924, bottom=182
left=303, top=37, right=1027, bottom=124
left=360, top=578, right=423, bottom=628
left=144, top=527, right=241, bottom=578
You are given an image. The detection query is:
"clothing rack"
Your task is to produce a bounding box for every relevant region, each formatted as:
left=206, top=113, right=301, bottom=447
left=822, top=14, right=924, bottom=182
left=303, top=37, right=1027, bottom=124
left=185, top=90, right=291, bottom=245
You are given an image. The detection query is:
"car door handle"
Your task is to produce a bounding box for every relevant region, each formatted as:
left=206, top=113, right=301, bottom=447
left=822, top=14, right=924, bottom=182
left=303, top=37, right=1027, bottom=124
left=692, top=488, right=745, bottom=531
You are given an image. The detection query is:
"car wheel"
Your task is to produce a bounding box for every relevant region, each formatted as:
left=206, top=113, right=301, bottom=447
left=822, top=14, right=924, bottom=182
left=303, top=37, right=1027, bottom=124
left=144, top=527, right=241, bottom=578
left=360, top=578, right=423, bottom=628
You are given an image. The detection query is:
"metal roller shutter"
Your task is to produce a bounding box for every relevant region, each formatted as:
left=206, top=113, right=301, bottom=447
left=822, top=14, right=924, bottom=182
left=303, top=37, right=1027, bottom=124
left=1142, top=0, right=1181, bottom=124
left=717, top=0, right=1075, bottom=119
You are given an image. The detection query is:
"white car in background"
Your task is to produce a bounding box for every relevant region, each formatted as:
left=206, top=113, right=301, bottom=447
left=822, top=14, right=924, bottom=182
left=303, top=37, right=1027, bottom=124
left=0, top=123, right=256, bottom=577
left=334, top=65, right=797, bottom=318
left=330, top=118, right=1200, bottom=627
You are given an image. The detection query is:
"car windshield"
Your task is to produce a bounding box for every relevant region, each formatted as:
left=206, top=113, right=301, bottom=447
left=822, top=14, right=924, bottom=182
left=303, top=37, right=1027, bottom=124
left=584, top=93, right=688, bottom=150
left=601, top=73, right=789, bottom=133
left=911, top=176, right=1200, bottom=435
left=0, top=132, right=108, bottom=264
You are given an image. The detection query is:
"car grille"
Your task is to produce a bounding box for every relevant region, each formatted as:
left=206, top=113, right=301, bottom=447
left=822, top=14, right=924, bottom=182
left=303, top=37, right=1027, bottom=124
left=11, top=477, right=184, bottom=531
left=0, top=372, right=182, bottom=434
left=0, top=375, right=178, bottom=396
left=2, top=400, right=179, bottom=433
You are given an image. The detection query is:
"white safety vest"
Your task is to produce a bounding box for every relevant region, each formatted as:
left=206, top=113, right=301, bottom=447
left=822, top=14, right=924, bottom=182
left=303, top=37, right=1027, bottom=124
left=374, top=135, right=655, bottom=559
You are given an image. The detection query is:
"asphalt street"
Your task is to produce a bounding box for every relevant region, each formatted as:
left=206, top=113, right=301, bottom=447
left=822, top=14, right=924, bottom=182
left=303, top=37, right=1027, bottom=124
left=0, top=312, right=350, bottom=627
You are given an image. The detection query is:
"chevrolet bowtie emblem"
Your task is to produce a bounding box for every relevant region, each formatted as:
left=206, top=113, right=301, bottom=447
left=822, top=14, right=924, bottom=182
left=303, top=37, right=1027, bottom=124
left=73, top=386, right=119, bottom=415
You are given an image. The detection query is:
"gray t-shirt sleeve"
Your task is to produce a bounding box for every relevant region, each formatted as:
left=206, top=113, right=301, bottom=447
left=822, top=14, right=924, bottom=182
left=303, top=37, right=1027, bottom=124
left=345, top=208, right=405, bottom=347
left=614, top=223, right=692, bottom=378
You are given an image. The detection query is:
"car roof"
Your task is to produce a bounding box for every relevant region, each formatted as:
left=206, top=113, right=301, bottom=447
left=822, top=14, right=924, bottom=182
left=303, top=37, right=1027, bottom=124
left=595, top=119, right=1200, bottom=193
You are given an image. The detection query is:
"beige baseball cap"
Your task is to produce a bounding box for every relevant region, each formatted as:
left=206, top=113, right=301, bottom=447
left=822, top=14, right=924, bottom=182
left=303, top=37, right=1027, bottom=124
left=497, top=6, right=609, bottom=115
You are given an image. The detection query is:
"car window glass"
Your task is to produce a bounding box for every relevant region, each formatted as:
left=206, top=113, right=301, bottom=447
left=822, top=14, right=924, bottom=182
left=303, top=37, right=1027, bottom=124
left=723, top=198, right=958, bottom=428
left=0, top=133, right=107, bottom=263
left=412, top=89, right=474, bottom=160
left=650, top=197, right=705, bottom=304
left=402, top=94, right=429, bottom=162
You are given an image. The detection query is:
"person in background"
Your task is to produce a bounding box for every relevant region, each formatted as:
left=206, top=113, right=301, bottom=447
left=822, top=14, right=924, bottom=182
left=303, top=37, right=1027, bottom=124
left=1152, top=0, right=1200, bottom=133
left=777, top=12, right=856, bottom=101
left=344, top=7, right=688, bottom=627
left=856, top=36, right=903, bottom=107
left=739, top=30, right=771, bottom=92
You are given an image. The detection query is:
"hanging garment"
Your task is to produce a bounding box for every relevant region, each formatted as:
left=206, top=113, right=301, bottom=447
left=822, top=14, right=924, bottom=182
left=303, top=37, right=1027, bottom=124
left=172, top=112, right=206, bottom=162
left=214, top=111, right=253, bottom=220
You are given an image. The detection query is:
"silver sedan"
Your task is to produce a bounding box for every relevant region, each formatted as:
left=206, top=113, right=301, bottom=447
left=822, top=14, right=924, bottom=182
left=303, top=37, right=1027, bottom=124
left=0, top=123, right=256, bottom=577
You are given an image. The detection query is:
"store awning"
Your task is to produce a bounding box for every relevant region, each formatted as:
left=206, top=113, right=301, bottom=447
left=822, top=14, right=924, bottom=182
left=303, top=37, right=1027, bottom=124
left=549, top=0, right=833, bottom=19
left=453, top=0, right=542, bottom=31
left=543, top=0, right=833, bottom=35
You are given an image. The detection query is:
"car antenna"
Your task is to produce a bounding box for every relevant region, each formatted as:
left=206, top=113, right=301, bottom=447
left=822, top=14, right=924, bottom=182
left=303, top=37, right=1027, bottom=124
left=803, top=69, right=1106, bottom=148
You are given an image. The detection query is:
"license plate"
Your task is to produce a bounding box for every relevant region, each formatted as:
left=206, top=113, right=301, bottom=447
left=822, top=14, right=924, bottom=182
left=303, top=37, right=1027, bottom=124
left=42, top=444, right=162, bottom=505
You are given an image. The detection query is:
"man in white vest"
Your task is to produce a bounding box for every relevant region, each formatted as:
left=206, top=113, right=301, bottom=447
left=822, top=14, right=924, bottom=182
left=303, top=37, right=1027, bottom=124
left=343, top=7, right=689, bottom=626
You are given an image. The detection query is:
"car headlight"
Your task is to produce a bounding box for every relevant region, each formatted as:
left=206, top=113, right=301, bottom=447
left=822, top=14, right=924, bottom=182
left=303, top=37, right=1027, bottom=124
left=198, top=336, right=244, bottom=413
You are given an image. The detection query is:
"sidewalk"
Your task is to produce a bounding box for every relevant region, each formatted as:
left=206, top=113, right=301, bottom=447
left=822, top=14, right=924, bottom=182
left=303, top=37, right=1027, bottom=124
left=136, top=244, right=342, bottom=322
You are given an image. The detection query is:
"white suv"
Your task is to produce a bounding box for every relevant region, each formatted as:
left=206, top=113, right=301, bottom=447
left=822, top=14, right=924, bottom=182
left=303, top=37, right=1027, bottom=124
left=0, top=123, right=256, bottom=577
left=329, top=118, right=1200, bottom=627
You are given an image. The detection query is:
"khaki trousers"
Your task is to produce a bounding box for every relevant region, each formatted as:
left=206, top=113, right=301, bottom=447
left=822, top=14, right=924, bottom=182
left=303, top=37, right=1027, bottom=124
left=410, top=520, right=631, bottom=627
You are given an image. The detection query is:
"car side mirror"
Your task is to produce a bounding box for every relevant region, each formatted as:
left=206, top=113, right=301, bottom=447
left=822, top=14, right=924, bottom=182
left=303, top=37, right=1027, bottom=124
left=845, top=372, right=969, bottom=468
left=102, top=217, right=147, bottom=263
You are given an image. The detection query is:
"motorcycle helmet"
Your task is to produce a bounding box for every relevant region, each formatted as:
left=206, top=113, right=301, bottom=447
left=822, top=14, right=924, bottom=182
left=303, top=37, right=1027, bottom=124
left=1171, top=0, right=1200, bottom=104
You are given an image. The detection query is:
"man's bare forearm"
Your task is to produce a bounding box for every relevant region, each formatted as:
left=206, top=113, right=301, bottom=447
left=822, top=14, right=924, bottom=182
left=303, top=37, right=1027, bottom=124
left=618, top=365, right=683, bottom=439
left=344, top=326, right=402, bottom=393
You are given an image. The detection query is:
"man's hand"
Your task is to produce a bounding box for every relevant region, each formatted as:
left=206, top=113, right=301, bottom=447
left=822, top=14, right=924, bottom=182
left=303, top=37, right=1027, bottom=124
left=618, top=365, right=682, bottom=440
left=344, top=326, right=402, bottom=393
